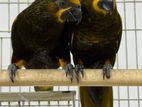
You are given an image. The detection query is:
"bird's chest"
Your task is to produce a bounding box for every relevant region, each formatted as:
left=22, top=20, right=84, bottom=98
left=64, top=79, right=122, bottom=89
left=73, top=34, right=117, bottom=61
left=74, top=18, right=116, bottom=51
left=75, top=34, right=116, bottom=52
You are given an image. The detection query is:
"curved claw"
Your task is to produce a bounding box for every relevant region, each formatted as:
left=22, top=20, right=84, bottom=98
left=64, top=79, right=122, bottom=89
left=75, top=64, right=84, bottom=83
left=7, top=63, right=18, bottom=82
left=103, top=64, right=112, bottom=79
left=63, top=63, right=74, bottom=82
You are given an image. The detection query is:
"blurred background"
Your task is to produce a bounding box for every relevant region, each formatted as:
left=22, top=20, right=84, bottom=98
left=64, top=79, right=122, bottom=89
left=0, top=0, right=142, bottom=107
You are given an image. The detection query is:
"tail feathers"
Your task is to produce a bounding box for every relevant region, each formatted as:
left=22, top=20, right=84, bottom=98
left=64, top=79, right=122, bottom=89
left=34, top=86, right=53, bottom=91
left=80, top=86, right=113, bottom=107
left=80, top=87, right=96, bottom=107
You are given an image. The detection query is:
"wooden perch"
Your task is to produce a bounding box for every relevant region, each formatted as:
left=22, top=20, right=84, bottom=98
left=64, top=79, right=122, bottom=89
left=0, top=69, right=142, bottom=86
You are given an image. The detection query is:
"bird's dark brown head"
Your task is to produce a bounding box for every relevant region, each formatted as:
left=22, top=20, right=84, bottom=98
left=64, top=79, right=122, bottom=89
left=55, top=0, right=82, bottom=23
left=92, top=0, right=116, bottom=15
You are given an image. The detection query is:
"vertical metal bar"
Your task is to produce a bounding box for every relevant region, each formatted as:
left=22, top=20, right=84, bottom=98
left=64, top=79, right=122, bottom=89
left=78, top=87, right=80, bottom=107
left=8, top=0, right=10, bottom=32
left=137, top=87, right=140, bottom=107
left=123, top=0, right=130, bottom=107
left=8, top=1, right=11, bottom=107
left=28, top=101, right=30, bottom=107
left=118, top=87, right=120, bottom=107
left=17, top=0, right=20, bottom=14
left=57, top=86, right=60, bottom=107
left=68, top=87, right=70, bottom=107
left=134, top=0, right=138, bottom=69
left=123, top=0, right=128, bottom=70
left=9, top=0, right=12, bottom=60
left=72, top=94, right=75, bottom=107
left=38, top=101, right=40, bottom=107
left=133, top=0, right=140, bottom=107
left=116, top=54, right=119, bottom=69
left=57, top=100, right=59, bottom=107
left=29, top=84, right=31, bottom=93
left=48, top=101, right=50, bottom=107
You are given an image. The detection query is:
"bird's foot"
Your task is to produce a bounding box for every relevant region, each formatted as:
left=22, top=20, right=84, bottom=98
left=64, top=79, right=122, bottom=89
left=7, top=63, right=18, bottom=82
left=75, top=64, right=84, bottom=83
left=103, top=64, right=112, bottom=79
left=63, top=63, right=74, bottom=82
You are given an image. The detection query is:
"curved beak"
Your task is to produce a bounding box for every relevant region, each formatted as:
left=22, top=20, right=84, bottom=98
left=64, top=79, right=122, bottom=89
left=55, top=0, right=82, bottom=23
left=60, top=5, right=82, bottom=24
left=56, top=6, right=82, bottom=23
left=69, top=5, right=82, bottom=24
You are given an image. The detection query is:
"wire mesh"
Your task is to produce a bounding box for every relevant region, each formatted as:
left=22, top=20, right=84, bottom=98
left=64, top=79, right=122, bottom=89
left=0, top=91, right=76, bottom=107
left=0, top=0, right=142, bottom=107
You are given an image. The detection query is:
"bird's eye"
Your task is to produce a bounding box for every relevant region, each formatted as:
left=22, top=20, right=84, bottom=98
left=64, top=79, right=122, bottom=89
left=56, top=0, right=68, bottom=8
left=61, top=1, right=65, bottom=5
left=60, top=1, right=67, bottom=6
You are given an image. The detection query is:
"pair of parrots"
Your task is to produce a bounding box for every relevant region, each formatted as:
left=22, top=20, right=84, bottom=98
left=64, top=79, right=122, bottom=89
left=8, top=0, right=122, bottom=107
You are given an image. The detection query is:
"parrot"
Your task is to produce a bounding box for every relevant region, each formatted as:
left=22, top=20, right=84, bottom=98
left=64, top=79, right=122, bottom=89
left=7, top=0, right=82, bottom=89
left=71, top=0, right=122, bottom=106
